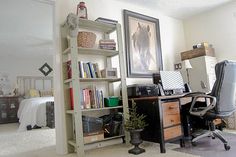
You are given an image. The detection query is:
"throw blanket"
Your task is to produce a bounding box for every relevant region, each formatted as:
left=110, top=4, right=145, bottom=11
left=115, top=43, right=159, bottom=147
left=17, top=97, right=54, bottom=131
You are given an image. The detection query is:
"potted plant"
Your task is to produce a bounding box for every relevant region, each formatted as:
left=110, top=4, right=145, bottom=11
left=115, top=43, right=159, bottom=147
left=125, top=100, right=148, bottom=155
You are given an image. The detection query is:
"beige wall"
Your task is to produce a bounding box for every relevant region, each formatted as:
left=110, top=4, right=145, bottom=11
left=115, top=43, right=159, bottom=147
left=184, top=2, right=236, bottom=61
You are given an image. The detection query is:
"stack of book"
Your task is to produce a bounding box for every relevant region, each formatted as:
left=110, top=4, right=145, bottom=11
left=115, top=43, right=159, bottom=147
left=95, top=17, right=118, bottom=25
left=99, top=39, right=116, bottom=50
left=81, top=86, right=104, bottom=109
left=79, top=61, right=102, bottom=78
left=67, top=61, right=102, bottom=79
left=69, top=85, right=104, bottom=110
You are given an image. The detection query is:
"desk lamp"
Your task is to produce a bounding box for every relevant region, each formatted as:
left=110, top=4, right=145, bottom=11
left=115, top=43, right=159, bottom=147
left=183, top=59, right=192, bottom=84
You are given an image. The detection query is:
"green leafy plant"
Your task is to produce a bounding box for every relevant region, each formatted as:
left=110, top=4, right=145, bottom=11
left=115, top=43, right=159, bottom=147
left=125, top=100, right=148, bottom=130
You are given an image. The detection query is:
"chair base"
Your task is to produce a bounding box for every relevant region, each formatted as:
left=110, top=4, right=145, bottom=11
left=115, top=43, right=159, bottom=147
left=191, top=129, right=230, bottom=151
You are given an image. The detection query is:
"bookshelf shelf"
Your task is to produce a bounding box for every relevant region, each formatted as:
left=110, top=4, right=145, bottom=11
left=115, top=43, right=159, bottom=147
left=64, top=78, right=121, bottom=84
left=68, top=135, right=125, bottom=147
left=79, top=78, right=121, bottom=82
left=79, top=18, right=116, bottom=33
left=66, top=106, right=123, bottom=114
left=63, top=47, right=119, bottom=57
left=78, top=47, right=119, bottom=56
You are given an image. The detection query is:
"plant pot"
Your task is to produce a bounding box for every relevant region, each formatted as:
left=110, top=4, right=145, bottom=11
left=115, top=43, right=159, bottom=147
left=128, top=129, right=145, bottom=155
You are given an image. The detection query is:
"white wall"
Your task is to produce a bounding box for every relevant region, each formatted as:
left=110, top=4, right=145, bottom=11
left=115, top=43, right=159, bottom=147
left=184, top=2, right=236, bottom=61
left=0, top=55, right=53, bottom=93
left=55, top=0, right=186, bottom=154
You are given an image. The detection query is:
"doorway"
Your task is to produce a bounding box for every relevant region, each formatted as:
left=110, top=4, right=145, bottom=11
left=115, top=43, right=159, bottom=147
left=0, top=0, right=56, bottom=156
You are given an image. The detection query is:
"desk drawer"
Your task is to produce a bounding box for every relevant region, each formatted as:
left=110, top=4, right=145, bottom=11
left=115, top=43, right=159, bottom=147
left=164, top=125, right=182, bottom=140
left=162, top=101, right=180, bottom=115
left=163, top=114, right=181, bottom=127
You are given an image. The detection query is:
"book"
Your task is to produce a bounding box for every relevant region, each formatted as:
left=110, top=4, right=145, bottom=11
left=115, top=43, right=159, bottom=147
left=93, top=63, right=102, bottom=78
left=67, top=61, right=72, bottom=79
left=83, top=63, right=91, bottom=78
left=95, top=17, right=118, bottom=25
left=78, top=61, right=85, bottom=78
left=99, top=45, right=116, bottom=50
left=83, top=88, right=91, bottom=109
left=99, top=39, right=115, bottom=44
left=87, top=62, right=96, bottom=78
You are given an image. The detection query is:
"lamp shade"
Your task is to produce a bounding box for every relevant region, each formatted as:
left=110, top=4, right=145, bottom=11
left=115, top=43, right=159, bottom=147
left=183, top=60, right=192, bottom=69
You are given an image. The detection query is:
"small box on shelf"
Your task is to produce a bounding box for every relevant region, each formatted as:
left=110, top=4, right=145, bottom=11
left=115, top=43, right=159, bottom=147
left=84, top=131, right=104, bottom=144
left=101, top=68, right=117, bottom=78
left=104, top=96, right=119, bottom=107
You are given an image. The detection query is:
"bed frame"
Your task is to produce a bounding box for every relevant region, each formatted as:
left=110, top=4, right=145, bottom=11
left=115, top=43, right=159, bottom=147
left=17, top=76, right=53, bottom=96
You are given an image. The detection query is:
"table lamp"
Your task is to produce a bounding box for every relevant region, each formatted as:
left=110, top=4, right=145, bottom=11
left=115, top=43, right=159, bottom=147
left=183, top=59, right=192, bottom=84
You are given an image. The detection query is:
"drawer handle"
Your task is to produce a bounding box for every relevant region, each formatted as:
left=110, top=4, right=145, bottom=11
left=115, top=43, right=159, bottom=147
left=170, top=120, right=174, bottom=122
left=169, top=106, right=176, bottom=110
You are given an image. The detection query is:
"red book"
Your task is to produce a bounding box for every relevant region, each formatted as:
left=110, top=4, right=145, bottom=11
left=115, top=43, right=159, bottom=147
left=67, top=61, right=72, bottom=79
left=70, top=88, right=74, bottom=110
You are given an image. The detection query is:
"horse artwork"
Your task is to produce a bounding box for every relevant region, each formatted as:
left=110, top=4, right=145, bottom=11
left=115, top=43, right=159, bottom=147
left=124, top=10, right=162, bottom=77
left=132, top=23, right=155, bottom=71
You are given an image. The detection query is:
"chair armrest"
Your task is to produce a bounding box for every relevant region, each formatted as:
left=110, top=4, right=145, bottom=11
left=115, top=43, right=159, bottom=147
left=183, top=92, right=206, bottom=97
left=189, top=94, right=216, bottom=117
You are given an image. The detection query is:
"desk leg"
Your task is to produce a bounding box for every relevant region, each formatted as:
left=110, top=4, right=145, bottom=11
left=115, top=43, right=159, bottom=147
left=180, top=138, right=185, bottom=147
left=160, top=141, right=166, bottom=153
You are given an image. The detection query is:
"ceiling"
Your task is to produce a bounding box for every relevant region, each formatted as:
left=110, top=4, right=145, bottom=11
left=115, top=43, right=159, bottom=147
left=0, top=0, right=53, bottom=57
left=0, top=0, right=233, bottom=57
left=116, top=0, right=233, bottom=19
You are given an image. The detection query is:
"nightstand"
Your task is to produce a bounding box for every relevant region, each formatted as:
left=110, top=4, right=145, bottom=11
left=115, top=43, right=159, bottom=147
left=0, top=96, right=19, bottom=124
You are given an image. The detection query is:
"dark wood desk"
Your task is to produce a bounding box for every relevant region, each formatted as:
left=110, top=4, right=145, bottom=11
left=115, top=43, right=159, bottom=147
left=130, top=95, right=185, bottom=153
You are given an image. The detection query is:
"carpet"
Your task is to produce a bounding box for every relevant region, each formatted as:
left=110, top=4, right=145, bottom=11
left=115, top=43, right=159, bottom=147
left=174, top=132, right=236, bottom=157
left=85, top=142, right=200, bottom=157
left=0, top=128, right=56, bottom=157
left=0, top=126, right=199, bottom=157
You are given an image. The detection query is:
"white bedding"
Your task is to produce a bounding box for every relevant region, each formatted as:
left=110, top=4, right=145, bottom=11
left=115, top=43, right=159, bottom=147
left=17, top=97, right=54, bottom=131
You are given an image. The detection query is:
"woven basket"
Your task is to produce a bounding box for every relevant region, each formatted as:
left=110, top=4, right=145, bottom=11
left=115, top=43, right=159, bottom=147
left=77, top=31, right=96, bottom=48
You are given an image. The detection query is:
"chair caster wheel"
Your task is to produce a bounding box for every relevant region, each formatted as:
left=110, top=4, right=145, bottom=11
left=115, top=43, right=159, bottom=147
left=212, top=136, right=215, bottom=139
left=224, top=144, right=230, bottom=151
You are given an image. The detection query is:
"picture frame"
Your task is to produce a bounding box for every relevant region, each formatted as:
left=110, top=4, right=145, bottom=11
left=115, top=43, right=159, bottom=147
left=124, top=10, right=163, bottom=78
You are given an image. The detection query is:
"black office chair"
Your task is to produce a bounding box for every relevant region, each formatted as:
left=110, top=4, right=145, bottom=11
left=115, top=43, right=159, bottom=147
left=182, top=60, right=236, bottom=150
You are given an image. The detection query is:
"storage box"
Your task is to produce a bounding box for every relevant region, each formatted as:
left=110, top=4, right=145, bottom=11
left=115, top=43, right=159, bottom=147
left=82, top=116, right=103, bottom=133
left=84, top=131, right=104, bottom=144
left=104, top=96, right=119, bottom=107
left=77, top=31, right=96, bottom=48
left=101, top=68, right=117, bottom=78
left=181, top=47, right=215, bottom=61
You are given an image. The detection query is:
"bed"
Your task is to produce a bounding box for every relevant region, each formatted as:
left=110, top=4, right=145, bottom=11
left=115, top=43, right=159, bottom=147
left=16, top=76, right=55, bottom=131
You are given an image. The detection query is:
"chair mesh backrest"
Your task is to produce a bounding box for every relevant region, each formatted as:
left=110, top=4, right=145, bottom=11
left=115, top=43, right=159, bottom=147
left=210, top=60, right=236, bottom=114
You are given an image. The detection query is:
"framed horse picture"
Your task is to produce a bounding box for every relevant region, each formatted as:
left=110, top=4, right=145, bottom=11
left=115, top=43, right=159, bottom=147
left=124, top=10, right=163, bottom=78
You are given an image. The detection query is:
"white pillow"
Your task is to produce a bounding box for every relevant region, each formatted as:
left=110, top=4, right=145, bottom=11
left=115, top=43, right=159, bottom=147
left=40, top=90, right=53, bottom=97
